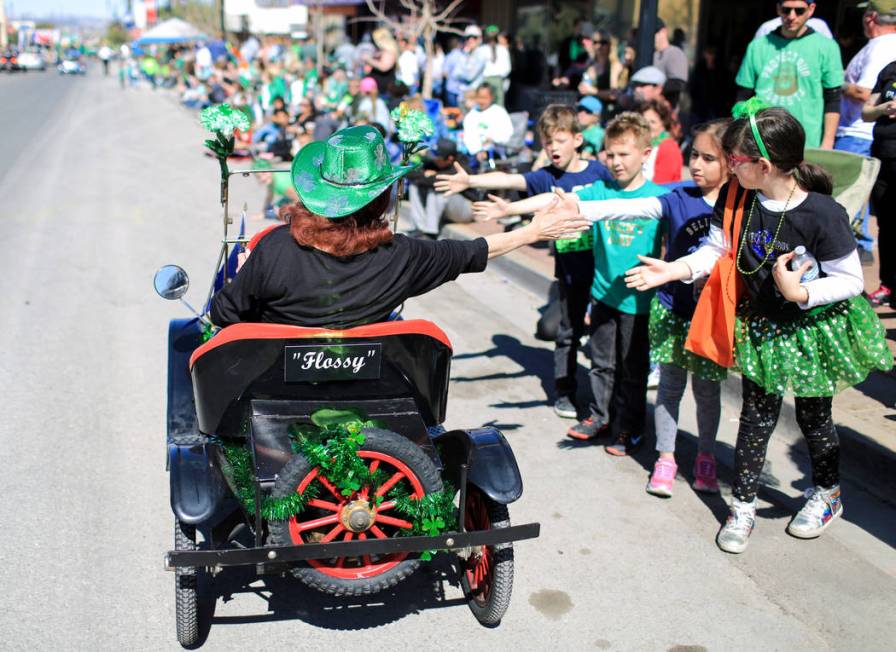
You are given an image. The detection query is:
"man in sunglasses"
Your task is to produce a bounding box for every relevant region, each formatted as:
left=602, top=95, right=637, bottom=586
left=735, top=0, right=844, bottom=149
left=653, top=18, right=689, bottom=109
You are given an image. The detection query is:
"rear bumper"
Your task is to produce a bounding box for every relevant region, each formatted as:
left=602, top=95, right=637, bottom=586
left=165, top=522, right=540, bottom=570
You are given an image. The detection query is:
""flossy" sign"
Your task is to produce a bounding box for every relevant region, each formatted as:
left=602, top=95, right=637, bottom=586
left=284, top=343, right=382, bottom=382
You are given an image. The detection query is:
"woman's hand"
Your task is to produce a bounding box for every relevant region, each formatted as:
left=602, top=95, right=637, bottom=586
left=528, top=200, right=590, bottom=240
left=624, top=256, right=678, bottom=292
left=772, top=251, right=811, bottom=303
left=472, top=194, right=511, bottom=221
left=434, top=161, right=470, bottom=195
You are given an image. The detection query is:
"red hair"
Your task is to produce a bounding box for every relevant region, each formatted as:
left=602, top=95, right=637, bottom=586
left=283, top=190, right=394, bottom=256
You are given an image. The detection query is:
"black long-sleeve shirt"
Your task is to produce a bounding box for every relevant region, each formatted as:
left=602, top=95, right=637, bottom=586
left=210, top=225, right=489, bottom=329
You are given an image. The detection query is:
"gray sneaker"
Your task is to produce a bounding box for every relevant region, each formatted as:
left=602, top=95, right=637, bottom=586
left=716, top=498, right=757, bottom=554
left=787, top=485, right=843, bottom=539
left=553, top=396, right=577, bottom=419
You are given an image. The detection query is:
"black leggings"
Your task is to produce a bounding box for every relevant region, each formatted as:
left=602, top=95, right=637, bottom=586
left=733, top=378, right=840, bottom=502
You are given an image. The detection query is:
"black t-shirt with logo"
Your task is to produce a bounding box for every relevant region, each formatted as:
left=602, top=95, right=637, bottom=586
left=710, top=186, right=856, bottom=321
left=872, top=61, right=896, bottom=159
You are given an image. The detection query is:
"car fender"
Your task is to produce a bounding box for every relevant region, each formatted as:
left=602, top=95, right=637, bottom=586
left=433, top=427, right=523, bottom=504
left=169, top=442, right=236, bottom=526
left=167, top=318, right=204, bottom=440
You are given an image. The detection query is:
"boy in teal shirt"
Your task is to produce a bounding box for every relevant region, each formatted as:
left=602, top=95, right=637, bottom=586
left=570, top=113, right=668, bottom=451
left=471, top=113, right=669, bottom=450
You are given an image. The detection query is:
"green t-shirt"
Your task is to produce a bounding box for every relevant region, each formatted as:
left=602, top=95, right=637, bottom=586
left=576, top=179, right=669, bottom=314
left=735, top=29, right=844, bottom=148
left=582, top=125, right=605, bottom=156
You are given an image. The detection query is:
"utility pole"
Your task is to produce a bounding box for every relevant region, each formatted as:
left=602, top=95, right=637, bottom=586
left=0, top=2, right=7, bottom=49
left=635, top=0, right=658, bottom=71
left=219, top=0, right=226, bottom=39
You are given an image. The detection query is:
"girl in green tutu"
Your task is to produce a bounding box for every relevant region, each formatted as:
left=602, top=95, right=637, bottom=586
left=624, top=104, right=892, bottom=553
left=567, top=119, right=732, bottom=498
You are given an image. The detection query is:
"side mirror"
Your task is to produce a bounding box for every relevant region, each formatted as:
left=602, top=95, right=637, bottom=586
left=154, top=265, right=190, bottom=301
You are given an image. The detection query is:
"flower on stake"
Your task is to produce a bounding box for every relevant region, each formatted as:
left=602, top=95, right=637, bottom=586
left=390, top=103, right=435, bottom=165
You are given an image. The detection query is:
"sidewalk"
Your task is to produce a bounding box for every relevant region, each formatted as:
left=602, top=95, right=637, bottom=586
left=440, top=218, right=896, bottom=501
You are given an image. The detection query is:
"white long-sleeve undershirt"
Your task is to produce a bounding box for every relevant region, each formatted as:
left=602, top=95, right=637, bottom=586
left=679, top=225, right=864, bottom=310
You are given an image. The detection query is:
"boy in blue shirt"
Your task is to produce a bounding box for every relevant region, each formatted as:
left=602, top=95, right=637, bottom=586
left=435, top=105, right=612, bottom=418
left=476, top=113, right=670, bottom=451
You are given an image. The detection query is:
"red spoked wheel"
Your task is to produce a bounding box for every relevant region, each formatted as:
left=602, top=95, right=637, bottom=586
left=269, top=429, right=442, bottom=596
left=460, top=487, right=514, bottom=626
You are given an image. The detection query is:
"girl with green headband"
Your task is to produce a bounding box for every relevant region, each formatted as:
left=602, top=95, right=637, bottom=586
left=623, top=101, right=892, bottom=554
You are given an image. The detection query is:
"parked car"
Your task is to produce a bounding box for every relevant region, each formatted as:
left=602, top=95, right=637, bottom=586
left=17, top=50, right=46, bottom=71
left=0, top=48, right=22, bottom=72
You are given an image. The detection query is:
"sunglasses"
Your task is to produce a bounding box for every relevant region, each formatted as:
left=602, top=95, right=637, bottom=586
left=727, top=153, right=759, bottom=167
left=777, top=4, right=809, bottom=17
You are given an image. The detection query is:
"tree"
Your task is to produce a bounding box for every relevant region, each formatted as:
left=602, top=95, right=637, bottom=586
left=361, top=0, right=468, bottom=100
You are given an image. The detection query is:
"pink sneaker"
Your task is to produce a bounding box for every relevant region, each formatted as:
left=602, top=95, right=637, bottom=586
left=693, top=452, right=720, bottom=494
left=646, top=458, right=677, bottom=497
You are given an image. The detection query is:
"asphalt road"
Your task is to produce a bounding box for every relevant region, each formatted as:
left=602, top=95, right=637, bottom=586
left=0, top=68, right=894, bottom=652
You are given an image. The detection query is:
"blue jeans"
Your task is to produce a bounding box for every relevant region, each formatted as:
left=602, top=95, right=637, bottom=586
left=834, top=134, right=874, bottom=251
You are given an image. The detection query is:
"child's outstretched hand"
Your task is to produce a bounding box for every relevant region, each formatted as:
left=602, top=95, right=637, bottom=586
left=772, top=251, right=811, bottom=303
left=434, top=161, right=471, bottom=196
left=625, top=255, right=675, bottom=291
left=472, top=194, right=511, bottom=221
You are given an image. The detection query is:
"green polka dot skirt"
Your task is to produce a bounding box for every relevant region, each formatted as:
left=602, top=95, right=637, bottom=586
left=734, top=296, right=893, bottom=398
left=649, top=297, right=728, bottom=382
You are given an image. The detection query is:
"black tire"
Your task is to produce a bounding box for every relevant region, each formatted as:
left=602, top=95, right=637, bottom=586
left=460, top=488, right=514, bottom=627
left=269, top=428, right=442, bottom=597
left=174, top=519, right=199, bottom=647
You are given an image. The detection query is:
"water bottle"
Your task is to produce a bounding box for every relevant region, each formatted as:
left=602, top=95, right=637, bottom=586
left=790, top=246, right=820, bottom=282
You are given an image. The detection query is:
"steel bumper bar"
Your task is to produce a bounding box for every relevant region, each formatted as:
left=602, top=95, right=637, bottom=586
left=165, top=522, right=540, bottom=570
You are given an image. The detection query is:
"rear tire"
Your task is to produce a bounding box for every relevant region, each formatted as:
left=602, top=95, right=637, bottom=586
left=460, top=488, right=514, bottom=626
left=174, top=519, right=199, bottom=647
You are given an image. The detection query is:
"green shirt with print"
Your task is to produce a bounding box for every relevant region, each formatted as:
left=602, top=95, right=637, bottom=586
left=735, top=28, right=844, bottom=148
left=576, top=179, right=669, bottom=315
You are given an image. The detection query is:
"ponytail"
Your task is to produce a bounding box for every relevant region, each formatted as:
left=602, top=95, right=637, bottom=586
left=793, top=161, right=833, bottom=195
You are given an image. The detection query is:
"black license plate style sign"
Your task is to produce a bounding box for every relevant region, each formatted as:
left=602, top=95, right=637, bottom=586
left=284, top=343, right=382, bottom=382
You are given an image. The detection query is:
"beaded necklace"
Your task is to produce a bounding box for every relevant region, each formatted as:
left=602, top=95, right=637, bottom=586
left=735, top=182, right=797, bottom=276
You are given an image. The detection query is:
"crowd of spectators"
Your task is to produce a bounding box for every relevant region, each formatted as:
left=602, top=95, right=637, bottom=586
left=116, top=0, right=894, bottom=302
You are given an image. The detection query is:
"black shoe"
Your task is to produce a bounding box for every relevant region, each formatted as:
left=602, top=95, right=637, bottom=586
left=567, top=418, right=607, bottom=441
left=605, top=432, right=644, bottom=457
left=553, top=396, right=577, bottom=419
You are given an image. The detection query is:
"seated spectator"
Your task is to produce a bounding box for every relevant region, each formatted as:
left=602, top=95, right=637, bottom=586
left=357, top=76, right=393, bottom=133
left=639, top=99, right=682, bottom=183
left=461, top=83, right=514, bottom=158
left=577, top=96, right=605, bottom=157
left=406, top=138, right=474, bottom=239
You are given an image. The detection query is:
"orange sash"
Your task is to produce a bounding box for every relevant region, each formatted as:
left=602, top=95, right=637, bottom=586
left=684, top=181, right=747, bottom=368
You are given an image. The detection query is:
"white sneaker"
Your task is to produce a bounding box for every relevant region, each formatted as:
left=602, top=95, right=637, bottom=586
left=787, top=485, right=843, bottom=539
left=717, top=498, right=757, bottom=554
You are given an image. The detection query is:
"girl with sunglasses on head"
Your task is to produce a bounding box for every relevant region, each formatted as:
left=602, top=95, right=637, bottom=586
left=624, top=102, right=891, bottom=553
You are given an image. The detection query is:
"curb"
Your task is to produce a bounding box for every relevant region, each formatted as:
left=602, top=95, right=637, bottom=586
left=441, top=222, right=896, bottom=501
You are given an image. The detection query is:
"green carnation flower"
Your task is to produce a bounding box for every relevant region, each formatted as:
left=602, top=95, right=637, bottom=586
left=200, top=103, right=251, bottom=137
left=390, top=105, right=434, bottom=144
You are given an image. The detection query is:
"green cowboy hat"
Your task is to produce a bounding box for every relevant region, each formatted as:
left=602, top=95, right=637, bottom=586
left=290, top=125, right=419, bottom=218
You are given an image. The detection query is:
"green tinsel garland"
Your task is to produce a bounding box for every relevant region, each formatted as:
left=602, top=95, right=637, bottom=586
left=219, top=408, right=459, bottom=558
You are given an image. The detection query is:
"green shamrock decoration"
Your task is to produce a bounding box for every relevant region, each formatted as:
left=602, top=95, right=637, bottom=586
left=200, top=103, right=250, bottom=137
left=390, top=103, right=435, bottom=165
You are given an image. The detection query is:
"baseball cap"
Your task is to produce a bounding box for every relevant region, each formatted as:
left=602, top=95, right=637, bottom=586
left=464, top=25, right=482, bottom=38
left=577, top=96, right=604, bottom=115
left=485, top=24, right=500, bottom=35
left=655, top=17, right=667, bottom=32
left=858, top=1, right=896, bottom=17
left=630, top=66, right=667, bottom=86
